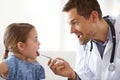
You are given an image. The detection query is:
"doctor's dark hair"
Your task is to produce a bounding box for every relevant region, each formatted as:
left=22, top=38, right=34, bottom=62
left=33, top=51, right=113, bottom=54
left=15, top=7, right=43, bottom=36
left=63, top=0, right=102, bottom=19
left=2, top=23, right=35, bottom=59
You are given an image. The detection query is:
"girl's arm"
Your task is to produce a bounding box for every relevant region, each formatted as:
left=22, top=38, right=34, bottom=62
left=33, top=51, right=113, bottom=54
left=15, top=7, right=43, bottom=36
left=0, top=62, right=8, bottom=76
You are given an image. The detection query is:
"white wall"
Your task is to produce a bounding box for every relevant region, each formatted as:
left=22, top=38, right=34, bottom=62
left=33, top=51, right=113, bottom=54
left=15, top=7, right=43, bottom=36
left=98, top=0, right=120, bottom=17
left=0, top=0, right=68, bottom=52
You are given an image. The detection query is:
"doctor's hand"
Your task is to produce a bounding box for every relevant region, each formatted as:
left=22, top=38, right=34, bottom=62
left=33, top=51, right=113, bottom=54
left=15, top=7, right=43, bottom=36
left=48, top=58, right=76, bottom=80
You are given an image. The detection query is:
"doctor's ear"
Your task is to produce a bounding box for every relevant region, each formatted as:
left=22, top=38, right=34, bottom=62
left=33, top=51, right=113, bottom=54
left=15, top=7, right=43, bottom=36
left=17, top=42, right=24, bottom=51
left=89, top=11, right=99, bottom=23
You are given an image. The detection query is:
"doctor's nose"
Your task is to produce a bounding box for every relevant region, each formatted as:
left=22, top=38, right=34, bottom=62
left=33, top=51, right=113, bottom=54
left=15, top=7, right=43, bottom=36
left=70, top=26, right=77, bottom=33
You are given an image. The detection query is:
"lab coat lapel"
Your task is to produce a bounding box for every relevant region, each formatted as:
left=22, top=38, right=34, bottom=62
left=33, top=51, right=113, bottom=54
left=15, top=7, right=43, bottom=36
left=104, top=40, right=113, bottom=56
left=103, top=40, right=113, bottom=65
left=90, top=42, right=102, bottom=79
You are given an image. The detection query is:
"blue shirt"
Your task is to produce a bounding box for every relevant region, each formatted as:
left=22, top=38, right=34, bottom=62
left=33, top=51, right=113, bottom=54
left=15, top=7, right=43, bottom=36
left=3, top=55, right=45, bottom=80
left=93, top=27, right=111, bottom=58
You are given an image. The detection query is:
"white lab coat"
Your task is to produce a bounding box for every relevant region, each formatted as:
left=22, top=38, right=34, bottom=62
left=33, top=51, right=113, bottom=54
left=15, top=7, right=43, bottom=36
left=75, top=16, right=120, bottom=80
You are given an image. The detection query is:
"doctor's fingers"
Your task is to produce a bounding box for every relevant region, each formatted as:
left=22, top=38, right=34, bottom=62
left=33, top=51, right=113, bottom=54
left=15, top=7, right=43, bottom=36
left=56, top=57, right=70, bottom=64
left=53, top=66, right=65, bottom=75
left=48, top=59, right=57, bottom=67
left=56, top=57, right=66, bottom=62
left=48, top=58, right=64, bottom=67
left=56, top=58, right=71, bottom=68
left=48, top=59, right=64, bottom=71
left=50, top=63, right=64, bottom=75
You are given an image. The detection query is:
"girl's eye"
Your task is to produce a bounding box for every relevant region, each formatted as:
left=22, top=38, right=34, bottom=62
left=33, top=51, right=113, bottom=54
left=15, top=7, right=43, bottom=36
left=34, top=38, right=38, bottom=42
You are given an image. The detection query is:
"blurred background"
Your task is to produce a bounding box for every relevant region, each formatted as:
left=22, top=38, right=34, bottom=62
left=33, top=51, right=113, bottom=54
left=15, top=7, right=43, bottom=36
left=0, top=0, right=120, bottom=52
left=0, top=0, right=120, bottom=80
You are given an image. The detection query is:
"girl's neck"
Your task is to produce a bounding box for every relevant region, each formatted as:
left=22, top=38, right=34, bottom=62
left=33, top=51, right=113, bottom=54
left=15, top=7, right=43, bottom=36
left=14, top=53, right=36, bottom=62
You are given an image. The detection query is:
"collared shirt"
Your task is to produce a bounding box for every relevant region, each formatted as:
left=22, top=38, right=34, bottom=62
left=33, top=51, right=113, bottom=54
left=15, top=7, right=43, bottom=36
left=93, top=26, right=112, bottom=58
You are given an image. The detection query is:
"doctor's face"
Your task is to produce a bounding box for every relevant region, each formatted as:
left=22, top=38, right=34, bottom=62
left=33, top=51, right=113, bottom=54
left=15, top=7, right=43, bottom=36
left=67, top=8, right=96, bottom=45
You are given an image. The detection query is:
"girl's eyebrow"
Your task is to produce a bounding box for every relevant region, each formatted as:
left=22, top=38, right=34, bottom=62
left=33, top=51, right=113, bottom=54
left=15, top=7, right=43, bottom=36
left=34, top=36, right=38, bottom=39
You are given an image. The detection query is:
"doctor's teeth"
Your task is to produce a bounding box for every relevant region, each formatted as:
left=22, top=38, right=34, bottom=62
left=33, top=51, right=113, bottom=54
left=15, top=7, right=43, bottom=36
left=78, top=35, right=82, bottom=38
left=80, top=35, right=82, bottom=38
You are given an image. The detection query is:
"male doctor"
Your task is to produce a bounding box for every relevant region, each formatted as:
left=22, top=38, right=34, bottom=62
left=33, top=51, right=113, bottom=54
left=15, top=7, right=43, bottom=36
left=48, top=0, right=120, bottom=80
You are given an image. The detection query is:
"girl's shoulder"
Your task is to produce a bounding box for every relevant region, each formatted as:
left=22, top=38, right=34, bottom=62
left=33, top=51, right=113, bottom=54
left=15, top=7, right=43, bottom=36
left=4, top=55, right=43, bottom=68
left=4, top=55, right=18, bottom=65
left=4, top=55, right=45, bottom=80
left=4, top=55, right=15, bottom=62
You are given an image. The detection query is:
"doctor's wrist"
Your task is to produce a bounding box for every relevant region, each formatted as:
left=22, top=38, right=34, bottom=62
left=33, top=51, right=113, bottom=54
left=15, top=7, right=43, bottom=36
left=68, top=71, right=76, bottom=80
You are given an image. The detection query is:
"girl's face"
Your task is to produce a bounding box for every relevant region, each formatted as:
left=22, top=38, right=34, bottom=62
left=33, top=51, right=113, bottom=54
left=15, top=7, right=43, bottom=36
left=20, top=28, right=40, bottom=60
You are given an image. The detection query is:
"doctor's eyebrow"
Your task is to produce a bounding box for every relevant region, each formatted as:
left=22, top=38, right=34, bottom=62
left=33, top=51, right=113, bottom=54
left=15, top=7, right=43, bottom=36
left=67, top=19, right=78, bottom=25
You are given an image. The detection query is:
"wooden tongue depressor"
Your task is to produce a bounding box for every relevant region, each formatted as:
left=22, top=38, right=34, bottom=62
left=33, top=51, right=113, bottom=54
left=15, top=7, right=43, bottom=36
left=41, top=54, right=52, bottom=60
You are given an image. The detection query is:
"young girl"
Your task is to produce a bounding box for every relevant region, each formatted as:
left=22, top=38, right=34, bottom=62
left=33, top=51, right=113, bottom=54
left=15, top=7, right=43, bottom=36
left=0, top=23, right=45, bottom=80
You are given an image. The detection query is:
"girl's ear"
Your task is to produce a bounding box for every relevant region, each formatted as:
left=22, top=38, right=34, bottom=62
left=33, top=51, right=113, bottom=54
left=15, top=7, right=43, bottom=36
left=17, top=42, right=24, bottom=51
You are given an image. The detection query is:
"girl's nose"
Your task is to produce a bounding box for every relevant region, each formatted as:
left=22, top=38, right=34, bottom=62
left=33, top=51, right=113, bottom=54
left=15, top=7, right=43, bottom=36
left=38, top=41, right=41, bottom=46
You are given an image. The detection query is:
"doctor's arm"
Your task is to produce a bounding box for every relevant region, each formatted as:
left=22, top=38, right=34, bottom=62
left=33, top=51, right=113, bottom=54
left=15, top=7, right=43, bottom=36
left=48, top=58, right=81, bottom=80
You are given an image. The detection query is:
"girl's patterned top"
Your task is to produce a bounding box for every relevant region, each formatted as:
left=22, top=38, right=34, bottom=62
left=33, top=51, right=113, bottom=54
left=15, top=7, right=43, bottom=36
left=3, top=55, right=45, bottom=80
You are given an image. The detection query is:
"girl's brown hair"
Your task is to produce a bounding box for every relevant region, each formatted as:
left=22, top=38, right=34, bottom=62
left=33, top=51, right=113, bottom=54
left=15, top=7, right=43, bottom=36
left=2, top=23, right=35, bottom=59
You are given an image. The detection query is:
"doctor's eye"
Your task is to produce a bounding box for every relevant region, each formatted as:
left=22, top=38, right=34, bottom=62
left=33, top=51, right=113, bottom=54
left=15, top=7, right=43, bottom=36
left=71, top=20, right=79, bottom=26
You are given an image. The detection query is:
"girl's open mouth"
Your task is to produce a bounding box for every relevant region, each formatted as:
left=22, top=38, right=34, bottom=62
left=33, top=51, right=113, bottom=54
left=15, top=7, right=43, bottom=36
left=36, top=51, right=40, bottom=56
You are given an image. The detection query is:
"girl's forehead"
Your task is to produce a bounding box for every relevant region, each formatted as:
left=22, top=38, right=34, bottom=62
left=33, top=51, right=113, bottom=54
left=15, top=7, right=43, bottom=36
left=27, top=28, right=37, bottom=38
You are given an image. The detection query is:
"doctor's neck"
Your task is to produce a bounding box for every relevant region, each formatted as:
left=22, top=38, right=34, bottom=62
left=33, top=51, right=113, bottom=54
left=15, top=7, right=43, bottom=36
left=93, top=19, right=109, bottom=43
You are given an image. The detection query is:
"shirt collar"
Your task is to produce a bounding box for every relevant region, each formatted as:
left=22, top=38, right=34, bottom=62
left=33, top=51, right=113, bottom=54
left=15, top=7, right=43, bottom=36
left=93, top=26, right=112, bottom=46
